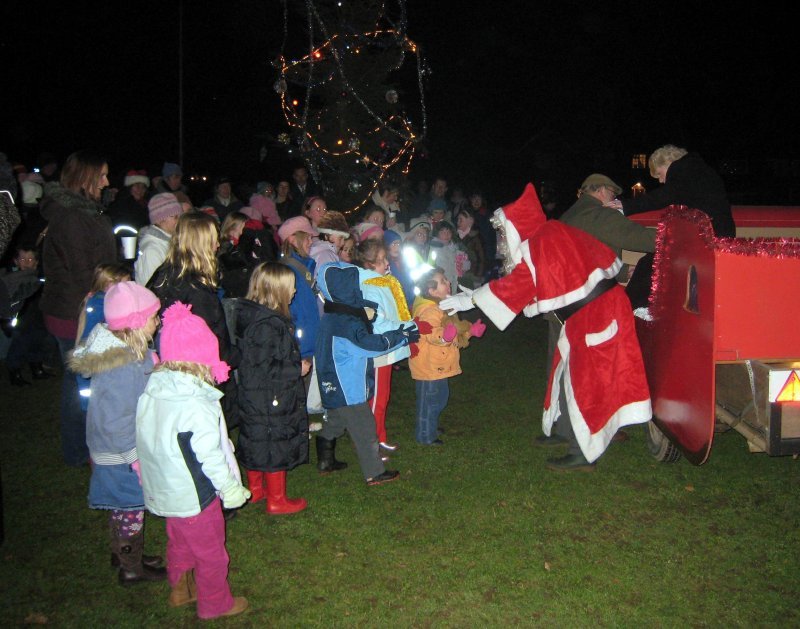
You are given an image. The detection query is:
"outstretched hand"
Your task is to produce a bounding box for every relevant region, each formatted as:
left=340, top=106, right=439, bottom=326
left=440, top=285, right=475, bottom=316
left=470, top=318, right=487, bottom=338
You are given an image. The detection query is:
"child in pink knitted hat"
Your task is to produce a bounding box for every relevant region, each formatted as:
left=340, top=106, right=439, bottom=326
left=135, top=301, right=250, bottom=619
left=67, top=281, right=164, bottom=586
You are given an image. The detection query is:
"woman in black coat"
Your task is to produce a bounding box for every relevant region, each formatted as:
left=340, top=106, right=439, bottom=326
left=233, top=262, right=309, bottom=515
left=619, top=145, right=736, bottom=237
left=616, top=145, right=736, bottom=308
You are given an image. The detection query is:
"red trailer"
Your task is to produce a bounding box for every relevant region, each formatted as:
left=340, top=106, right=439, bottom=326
left=629, top=207, right=800, bottom=463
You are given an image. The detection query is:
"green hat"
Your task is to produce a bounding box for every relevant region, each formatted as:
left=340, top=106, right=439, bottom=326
left=581, top=173, right=622, bottom=195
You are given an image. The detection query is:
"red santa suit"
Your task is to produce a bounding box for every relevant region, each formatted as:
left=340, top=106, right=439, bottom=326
left=471, top=184, right=651, bottom=462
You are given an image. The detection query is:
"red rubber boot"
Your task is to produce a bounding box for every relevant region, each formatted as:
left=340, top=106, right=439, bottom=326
left=246, top=470, right=266, bottom=503
left=265, top=471, right=307, bottom=515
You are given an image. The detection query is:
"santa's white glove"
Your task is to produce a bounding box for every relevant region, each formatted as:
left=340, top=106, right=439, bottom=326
left=220, top=483, right=251, bottom=509
left=440, top=285, right=475, bottom=316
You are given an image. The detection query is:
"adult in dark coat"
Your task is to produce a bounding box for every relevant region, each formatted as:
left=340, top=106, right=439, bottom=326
left=618, top=145, right=735, bottom=237
left=287, top=165, right=323, bottom=217
left=201, top=176, right=244, bottom=222
left=612, top=145, right=735, bottom=308
left=38, top=150, right=117, bottom=466
left=107, top=170, right=151, bottom=231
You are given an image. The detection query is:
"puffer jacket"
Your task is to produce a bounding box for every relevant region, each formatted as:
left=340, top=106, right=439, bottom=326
left=233, top=298, right=309, bottom=471
left=68, top=324, right=155, bottom=464
left=136, top=368, right=242, bottom=518
left=39, top=183, right=116, bottom=320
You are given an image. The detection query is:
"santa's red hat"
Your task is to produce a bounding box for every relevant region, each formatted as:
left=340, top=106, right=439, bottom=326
left=490, top=183, right=547, bottom=271
left=499, top=183, right=546, bottom=240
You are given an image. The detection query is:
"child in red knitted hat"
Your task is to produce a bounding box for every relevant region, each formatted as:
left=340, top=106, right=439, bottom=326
left=135, top=301, right=250, bottom=619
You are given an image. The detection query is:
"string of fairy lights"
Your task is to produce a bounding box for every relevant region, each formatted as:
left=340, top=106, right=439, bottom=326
left=273, top=0, right=428, bottom=215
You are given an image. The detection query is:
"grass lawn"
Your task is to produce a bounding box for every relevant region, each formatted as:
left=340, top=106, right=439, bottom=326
left=2, top=316, right=799, bottom=627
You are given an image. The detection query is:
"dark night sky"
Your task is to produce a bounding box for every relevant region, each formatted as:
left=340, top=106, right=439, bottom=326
left=4, top=1, right=799, bottom=205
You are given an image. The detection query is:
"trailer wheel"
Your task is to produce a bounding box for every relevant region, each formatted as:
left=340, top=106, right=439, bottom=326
left=645, top=420, right=681, bottom=463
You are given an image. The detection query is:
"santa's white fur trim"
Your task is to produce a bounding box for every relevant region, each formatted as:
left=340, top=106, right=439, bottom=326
left=473, top=284, right=516, bottom=331
left=495, top=208, right=523, bottom=267
left=543, top=321, right=651, bottom=462
left=536, top=260, right=622, bottom=313
left=584, top=319, right=618, bottom=347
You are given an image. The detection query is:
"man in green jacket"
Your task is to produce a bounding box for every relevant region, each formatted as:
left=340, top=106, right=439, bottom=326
left=559, top=173, right=655, bottom=282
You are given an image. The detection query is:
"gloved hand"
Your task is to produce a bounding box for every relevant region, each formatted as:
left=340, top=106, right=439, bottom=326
left=413, top=317, right=433, bottom=335
left=439, top=285, right=475, bottom=316
left=221, top=483, right=251, bottom=509
left=384, top=323, right=420, bottom=347
left=470, top=318, right=487, bottom=338
left=442, top=323, right=457, bottom=342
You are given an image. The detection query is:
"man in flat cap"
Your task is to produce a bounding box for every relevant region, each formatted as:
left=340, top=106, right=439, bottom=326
left=559, top=174, right=655, bottom=282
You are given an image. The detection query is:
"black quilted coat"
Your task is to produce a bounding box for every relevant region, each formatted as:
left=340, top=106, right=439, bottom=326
left=233, top=298, right=309, bottom=471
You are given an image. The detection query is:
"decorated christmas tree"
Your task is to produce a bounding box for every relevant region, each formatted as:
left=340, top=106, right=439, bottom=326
left=273, top=0, right=427, bottom=216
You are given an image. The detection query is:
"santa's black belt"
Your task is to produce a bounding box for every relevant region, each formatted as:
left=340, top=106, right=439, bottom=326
left=553, top=278, right=618, bottom=322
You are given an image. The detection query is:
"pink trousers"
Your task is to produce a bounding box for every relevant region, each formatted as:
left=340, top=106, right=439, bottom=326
left=166, top=497, right=234, bottom=619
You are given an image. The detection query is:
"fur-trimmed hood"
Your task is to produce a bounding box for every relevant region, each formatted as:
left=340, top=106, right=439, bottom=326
left=68, top=323, right=141, bottom=377
left=40, top=182, right=107, bottom=221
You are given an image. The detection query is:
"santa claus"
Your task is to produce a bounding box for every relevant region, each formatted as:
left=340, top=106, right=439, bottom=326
left=440, top=183, right=651, bottom=469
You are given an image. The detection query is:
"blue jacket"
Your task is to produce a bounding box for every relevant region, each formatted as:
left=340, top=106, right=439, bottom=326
left=314, top=262, right=410, bottom=409
left=75, top=291, right=107, bottom=411
left=283, top=251, right=320, bottom=359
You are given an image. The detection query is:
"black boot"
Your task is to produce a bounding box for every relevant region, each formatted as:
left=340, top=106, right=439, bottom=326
left=9, top=369, right=31, bottom=386
left=29, top=362, right=54, bottom=380
left=316, top=436, right=348, bottom=474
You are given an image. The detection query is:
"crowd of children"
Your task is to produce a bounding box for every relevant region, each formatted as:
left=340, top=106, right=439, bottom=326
left=2, top=165, right=494, bottom=619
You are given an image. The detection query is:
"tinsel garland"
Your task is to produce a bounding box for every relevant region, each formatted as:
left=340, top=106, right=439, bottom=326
left=364, top=275, right=411, bottom=320
left=646, top=206, right=800, bottom=322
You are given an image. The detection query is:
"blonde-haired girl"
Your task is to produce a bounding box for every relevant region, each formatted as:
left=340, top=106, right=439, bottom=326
left=157, top=211, right=220, bottom=288
left=149, top=211, right=241, bottom=428
left=68, top=281, right=165, bottom=585
left=232, top=262, right=310, bottom=514
left=219, top=211, right=247, bottom=246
